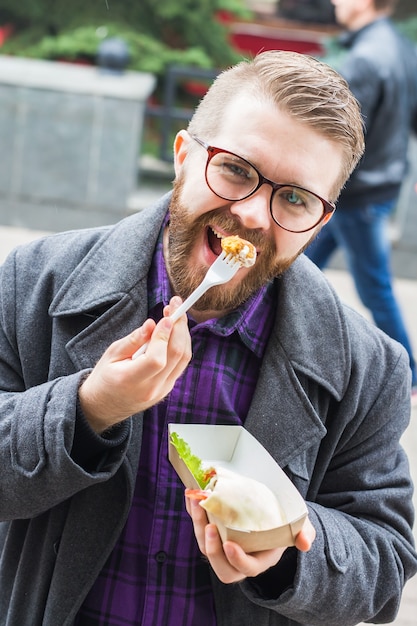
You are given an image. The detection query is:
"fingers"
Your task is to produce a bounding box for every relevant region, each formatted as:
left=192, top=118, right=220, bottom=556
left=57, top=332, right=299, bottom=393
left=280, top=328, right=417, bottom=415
left=144, top=296, right=190, bottom=369
left=202, top=525, right=246, bottom=583
left=202, top=524, right=285, bottom=584
left=212, top=534, right=286, bottom=583
left=186, top=496, right=209, bottom=554
left=185, top=499, right=246, bottom=583
left=103, top=297, right=190, bottom=381
left=107, top=319, right=157, bottom=361
left=185, top=492, right=316, bottom=585
left=105, top=296, right=187, bottom=362
left=78, top=296, right=191, bottom=432
left=185, top=492, right=285, bottom=584
left=294, top=516, right=316, bottom=552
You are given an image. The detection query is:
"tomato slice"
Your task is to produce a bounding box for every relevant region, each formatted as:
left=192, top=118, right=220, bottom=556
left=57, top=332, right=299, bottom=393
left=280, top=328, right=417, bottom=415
left=185, top=488, right=208, bottom=501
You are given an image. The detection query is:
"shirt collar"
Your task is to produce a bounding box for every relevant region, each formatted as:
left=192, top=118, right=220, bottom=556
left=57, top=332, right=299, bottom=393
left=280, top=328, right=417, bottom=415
left=147, top=216, right=277, bottom=359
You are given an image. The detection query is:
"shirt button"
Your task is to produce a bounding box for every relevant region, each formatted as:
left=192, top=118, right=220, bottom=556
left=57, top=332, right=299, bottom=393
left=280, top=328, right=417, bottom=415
left=155, top=551, right=167, bottom=563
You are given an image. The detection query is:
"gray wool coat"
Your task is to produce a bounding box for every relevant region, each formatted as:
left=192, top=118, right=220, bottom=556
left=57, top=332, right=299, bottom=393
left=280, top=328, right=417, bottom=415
left=0, top=193, right=416, bottom=626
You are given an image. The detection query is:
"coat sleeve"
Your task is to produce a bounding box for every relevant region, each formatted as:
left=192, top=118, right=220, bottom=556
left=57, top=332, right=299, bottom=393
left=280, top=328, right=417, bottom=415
left=241, top=334, right=417, bottom=625
left=0, top=247, right=130, bottom=521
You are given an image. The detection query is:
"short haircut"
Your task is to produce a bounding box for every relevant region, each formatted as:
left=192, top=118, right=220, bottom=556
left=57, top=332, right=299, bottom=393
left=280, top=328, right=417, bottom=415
left=188, top=50, right=365, bottom=197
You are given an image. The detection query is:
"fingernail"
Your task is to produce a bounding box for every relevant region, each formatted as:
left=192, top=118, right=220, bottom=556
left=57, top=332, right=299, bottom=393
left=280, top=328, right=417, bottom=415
left=170, top=296, right=182, bottom=309
left=206, top=525, right=218, bottom=540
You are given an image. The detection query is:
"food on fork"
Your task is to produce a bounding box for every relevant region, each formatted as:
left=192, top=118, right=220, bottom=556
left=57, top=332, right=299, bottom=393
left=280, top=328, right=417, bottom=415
left=170, top=432, right=286, bottom=532
left=131, top=237, right=253, bottom=359
left=221, top=235, right=256, bottom=267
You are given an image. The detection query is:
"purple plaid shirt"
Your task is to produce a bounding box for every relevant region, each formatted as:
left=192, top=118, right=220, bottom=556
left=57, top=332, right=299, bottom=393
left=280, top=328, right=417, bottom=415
left=76, top=223, right=276, bottom=625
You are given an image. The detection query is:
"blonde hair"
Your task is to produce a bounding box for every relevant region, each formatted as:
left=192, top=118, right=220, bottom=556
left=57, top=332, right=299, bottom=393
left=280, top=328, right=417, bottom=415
left=188, top=50, right=364, bottom=195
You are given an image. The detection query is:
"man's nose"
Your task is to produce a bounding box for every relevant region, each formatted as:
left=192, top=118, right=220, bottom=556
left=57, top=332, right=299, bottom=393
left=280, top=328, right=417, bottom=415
left=229, top=184, right=272, bottom=231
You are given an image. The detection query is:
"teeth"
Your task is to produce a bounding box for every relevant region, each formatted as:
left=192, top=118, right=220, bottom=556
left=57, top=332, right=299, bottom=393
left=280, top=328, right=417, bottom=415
left=211, top=227, right=223, bottom=239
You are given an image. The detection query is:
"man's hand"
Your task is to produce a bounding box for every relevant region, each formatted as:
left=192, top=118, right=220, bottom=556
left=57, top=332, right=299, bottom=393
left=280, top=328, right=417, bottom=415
left=78, top=296, right=191, bottom=433
left=186, top=493, right=315, bottom=584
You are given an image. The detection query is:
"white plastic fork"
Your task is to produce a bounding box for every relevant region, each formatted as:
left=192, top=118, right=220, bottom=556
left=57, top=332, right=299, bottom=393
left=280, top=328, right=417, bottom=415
left=132, top=251, right=242, bottom=359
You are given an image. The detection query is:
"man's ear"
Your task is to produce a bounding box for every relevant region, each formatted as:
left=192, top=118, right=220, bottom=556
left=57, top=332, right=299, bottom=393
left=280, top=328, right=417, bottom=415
left=173, top=130, right=191, bottom=176
left=322, top=211, right=334, bottom=225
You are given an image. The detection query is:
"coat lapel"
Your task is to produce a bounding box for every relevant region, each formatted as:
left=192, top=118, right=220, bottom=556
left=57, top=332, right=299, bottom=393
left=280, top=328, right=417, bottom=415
left=48, top=194, right=171, bottom=369
left=245, top=255, right=351, bottom=467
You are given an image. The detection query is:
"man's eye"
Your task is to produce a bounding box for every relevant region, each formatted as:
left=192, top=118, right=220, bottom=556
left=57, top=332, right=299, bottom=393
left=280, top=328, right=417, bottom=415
left=282, top=189, right=305, bottom=206
left=224, top=162, right=250, bottom=178
left=219, top=157, right=251, bottom=179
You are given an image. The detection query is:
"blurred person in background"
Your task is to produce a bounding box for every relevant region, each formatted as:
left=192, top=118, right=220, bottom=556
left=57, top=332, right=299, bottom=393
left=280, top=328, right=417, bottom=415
left=306, top=0, right=417, bottom=398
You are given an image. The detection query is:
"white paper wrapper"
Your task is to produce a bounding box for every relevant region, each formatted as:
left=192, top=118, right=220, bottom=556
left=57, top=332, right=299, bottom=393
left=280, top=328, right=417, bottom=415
left=168, top=423, right=308, bottom=551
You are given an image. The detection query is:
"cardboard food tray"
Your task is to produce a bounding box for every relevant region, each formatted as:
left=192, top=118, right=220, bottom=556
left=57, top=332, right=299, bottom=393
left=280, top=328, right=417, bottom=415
left=168, top=423, right=308, bottom=552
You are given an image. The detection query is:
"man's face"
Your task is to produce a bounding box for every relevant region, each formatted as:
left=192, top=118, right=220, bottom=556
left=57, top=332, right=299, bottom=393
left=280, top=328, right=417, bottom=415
left=331, top=0, right=366, bottom=28
left=166, top=95, right=344, bottom=316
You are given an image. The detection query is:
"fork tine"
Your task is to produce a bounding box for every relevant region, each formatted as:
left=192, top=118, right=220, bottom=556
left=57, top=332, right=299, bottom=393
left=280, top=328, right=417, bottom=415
left=223, top=253, right=239, bottom=266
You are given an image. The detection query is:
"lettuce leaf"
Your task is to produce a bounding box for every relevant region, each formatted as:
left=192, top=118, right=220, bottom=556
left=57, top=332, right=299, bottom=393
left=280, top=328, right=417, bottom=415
left=170, top=431, right=211, bottom=488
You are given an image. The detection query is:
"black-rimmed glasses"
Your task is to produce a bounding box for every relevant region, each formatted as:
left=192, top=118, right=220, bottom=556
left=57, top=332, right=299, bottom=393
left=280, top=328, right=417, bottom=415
left=192, top=135, right=335, bottom=234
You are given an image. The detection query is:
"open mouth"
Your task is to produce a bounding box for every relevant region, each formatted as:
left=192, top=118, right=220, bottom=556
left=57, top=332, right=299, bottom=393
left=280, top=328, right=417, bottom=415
left=207, top=226, right=259, bottom=261
left=207, top=227, right=225, bottom=256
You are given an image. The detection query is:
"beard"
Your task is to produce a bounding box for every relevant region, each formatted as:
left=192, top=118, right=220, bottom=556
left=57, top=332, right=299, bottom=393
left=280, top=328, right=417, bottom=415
left=165, top=175, right=303, bottom=312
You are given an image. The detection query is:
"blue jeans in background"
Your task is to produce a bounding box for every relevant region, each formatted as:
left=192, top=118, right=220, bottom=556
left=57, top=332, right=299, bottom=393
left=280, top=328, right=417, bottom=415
left=305, top=198, right=417, bottom=387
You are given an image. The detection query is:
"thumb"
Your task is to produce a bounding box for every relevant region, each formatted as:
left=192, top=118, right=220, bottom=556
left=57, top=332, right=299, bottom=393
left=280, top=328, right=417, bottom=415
left=144, top=316, right=174, bottom=353
left=107, top=318, right=157, bottom=360
left=294, top=518, right=316, bottom=552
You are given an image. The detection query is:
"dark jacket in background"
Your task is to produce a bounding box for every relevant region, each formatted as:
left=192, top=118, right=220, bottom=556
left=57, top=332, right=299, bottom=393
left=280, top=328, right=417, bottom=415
left=333, top=17, right=417, bottom=205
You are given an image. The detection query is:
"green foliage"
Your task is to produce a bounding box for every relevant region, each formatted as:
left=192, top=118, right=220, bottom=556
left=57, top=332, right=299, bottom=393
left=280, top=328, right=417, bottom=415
left=396, top=16, right=417, bottom=43
left=1, top=24, right=215, bottom=75
left=0, top=0, right=251, bottom=76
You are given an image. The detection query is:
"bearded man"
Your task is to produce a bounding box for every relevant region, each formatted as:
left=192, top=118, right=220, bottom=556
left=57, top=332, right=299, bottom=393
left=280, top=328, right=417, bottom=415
left=0, top=50, right=415, bottom=626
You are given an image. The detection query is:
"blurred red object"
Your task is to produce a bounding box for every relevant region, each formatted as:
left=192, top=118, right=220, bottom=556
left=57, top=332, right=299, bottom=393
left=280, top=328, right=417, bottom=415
left=229, top=22, right=324, bottom=56
left=0, top=24, right=13, bottom=46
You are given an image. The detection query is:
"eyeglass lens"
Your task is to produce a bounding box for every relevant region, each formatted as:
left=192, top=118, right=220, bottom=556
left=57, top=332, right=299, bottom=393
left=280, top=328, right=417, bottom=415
left=206, top=150, right=326, bottom=233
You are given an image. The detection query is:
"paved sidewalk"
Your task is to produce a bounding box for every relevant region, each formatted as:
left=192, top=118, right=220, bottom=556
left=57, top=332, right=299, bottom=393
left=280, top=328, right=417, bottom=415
left=0, top=225, right=416, bottom=624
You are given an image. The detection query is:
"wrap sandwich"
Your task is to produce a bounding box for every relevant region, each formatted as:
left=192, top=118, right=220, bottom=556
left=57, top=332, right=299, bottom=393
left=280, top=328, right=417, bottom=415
left=170, top=432, right=286, bottom=532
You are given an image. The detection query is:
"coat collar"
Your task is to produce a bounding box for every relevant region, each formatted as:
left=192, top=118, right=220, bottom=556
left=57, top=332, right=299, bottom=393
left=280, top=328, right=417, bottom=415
left=49, top=193, right=171, bottom=318
left=48, top=194, right=171, bottom=369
